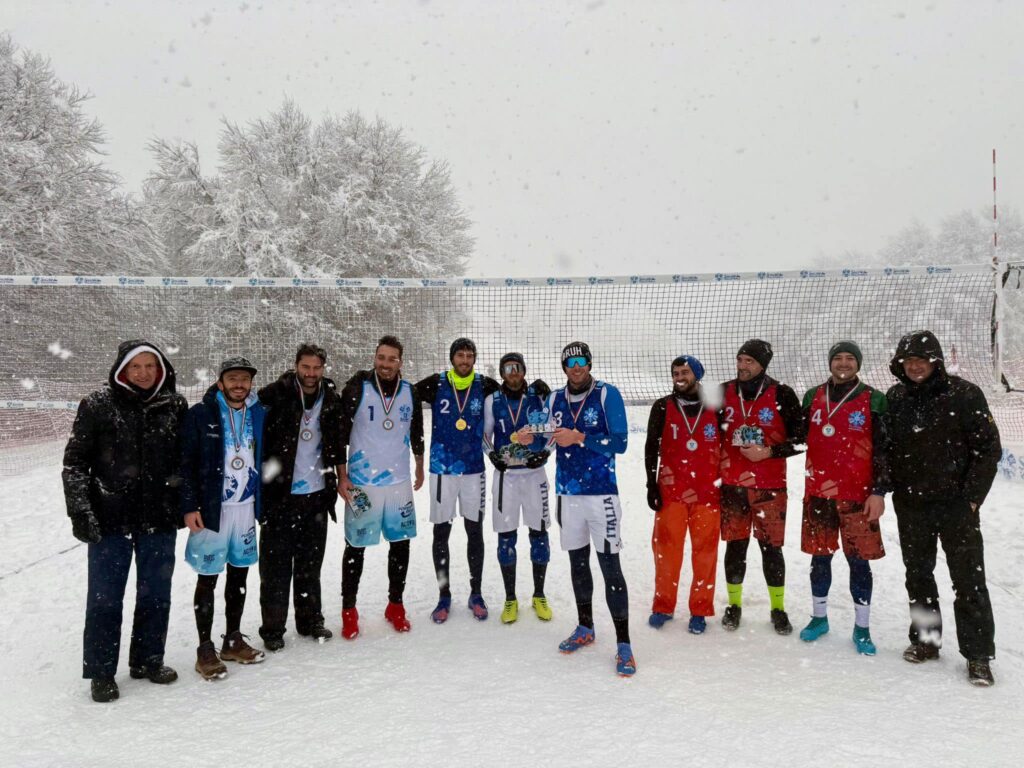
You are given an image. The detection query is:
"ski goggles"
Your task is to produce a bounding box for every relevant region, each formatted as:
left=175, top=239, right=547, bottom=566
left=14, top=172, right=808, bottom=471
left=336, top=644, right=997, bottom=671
left=564, top=356, right=589, bottom=368
left=501, top=362, right=523, bottom=375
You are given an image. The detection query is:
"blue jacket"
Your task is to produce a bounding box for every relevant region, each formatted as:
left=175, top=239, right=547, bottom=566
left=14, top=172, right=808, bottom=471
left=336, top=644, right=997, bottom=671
left=180, top=384, right=266, bottom=532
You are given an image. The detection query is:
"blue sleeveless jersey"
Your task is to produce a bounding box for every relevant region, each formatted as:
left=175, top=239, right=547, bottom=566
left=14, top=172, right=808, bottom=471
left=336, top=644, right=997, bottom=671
left=490, top=385, right=548, bottom=461
left=429, top=373, right=486, bottom=475
left=547, top=381, right=628, bottom=495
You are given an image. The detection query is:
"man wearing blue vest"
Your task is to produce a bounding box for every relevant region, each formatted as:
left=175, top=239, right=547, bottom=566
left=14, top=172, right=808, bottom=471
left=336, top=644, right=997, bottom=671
left=181, top=357, right=267, bottom=680
left=414, top=338, right=499, bottom=624
left=482, top=352, right=552, bottom=624
left=547, top=342, right=635, bottom=676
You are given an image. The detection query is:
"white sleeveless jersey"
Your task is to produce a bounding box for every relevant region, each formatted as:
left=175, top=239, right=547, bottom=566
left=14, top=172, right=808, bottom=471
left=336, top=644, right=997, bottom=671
left=347, top=378, right=415, bottom=487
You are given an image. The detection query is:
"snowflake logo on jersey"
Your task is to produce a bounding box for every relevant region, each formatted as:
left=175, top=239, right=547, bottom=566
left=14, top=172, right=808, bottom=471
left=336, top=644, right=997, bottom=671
left=703, top=423, right=717, bottom=440
left=758, top=407, right=774, bottom=425
left=399, top=404, right=412, bottom=422
left=469, top=398, right=482, bottom=416
left=848, top=410, right=867, bottom=429
left=583, top=407, right=600, bottom=427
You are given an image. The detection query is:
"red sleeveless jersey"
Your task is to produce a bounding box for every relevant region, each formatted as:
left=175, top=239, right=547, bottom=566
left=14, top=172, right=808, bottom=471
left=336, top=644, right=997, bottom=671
left=720, top=381, right=788, bottom=489
left=657, top=398, right=721, bottom=507
left=805, top=384, right=874, bottom=502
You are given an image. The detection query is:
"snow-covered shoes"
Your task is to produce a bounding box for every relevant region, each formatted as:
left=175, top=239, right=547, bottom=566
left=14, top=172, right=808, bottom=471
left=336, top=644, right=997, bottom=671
left=220, top=631, right=265, bottom=664
left=90, top=678, right=119, bottom=702
left=195, top=641, right=228, bottom=681
left=967, top=659, right=994, bottom=687
left=902, top=642, right=940, bottom=664
left=129, top=664, right=178, bottom=684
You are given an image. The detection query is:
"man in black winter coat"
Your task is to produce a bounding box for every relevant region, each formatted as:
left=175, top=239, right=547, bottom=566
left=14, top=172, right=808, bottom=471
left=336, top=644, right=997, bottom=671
left=887, top=330, right=1001, bottom=686
left=62, top=341, right=187, bottom=703
left=257, top=343, right=343, bottom=651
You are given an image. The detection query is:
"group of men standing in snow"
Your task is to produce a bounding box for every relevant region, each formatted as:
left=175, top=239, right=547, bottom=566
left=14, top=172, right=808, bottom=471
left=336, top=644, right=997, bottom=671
left=62, top=329, right=1001, bottom=702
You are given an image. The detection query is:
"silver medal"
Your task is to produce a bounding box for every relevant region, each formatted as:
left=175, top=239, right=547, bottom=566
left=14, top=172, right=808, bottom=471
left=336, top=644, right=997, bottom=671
left=686, top=438, right=699, bottom=452
left=230, top=455, right=245, bottom=470
left=383, top=418, right=394, bottom=431
left=822, top=424, right=836, bottom=437
left=300, top=428, right=314, bottom=442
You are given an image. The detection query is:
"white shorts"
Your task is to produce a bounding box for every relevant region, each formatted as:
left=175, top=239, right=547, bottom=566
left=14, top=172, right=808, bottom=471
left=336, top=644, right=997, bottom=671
left=429, top=472, right=485, bottom=524
left=492, top=468, right=550, bottom=534
left=556, top=494, right=624, bottom=554
left=184, top=501, right=258, bottom=575
left=345, top=481, right=417, bottom=548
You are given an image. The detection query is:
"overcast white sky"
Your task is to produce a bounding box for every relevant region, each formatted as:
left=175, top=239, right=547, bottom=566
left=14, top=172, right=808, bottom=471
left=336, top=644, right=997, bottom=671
left=4, top=0, right=1023, bottom=276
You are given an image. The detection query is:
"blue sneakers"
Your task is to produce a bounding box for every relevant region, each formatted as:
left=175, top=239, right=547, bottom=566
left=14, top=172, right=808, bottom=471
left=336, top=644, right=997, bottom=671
left=688, top=616, right=706, bottom=635
left=558, top=625, right=596, bottom=653
left=853, top=626, right=876, bottom=656
left=468, top=594, right=489, bottom=621
left=615, top=643, right=637, bottom=677
left=648, top=612, right=673, bottom=629
left=799, top=616, right=830, bottom=642
left=430, top=597, right=452, bottom=624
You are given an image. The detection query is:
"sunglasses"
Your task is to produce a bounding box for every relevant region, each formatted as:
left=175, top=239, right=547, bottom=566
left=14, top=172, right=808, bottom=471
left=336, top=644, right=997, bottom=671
left=564, top=356, right=589, bottom=369
left=501, top=362, right=522, bottom=375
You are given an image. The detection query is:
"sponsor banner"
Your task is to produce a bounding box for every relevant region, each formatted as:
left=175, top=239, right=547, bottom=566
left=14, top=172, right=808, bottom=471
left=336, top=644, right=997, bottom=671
left=0, top=264, right=995, bottom=289
left=0, top=400, right=79, bottom=411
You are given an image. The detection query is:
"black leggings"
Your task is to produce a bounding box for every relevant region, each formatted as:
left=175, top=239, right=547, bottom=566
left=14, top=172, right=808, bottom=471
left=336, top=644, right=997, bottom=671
left=568, top=545, right=630, bottom=643
left=194, top=565, right=248, bottom=644
left=724, top=538, right=785, bottom=588
left=432, top=519, right=484, bottom=598
left=341, top=539, right=411, bottom=609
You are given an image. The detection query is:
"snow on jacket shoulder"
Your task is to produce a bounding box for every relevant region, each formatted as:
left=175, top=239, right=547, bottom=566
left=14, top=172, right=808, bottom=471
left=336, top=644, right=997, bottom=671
left=61, top=340, right=188, bottom=535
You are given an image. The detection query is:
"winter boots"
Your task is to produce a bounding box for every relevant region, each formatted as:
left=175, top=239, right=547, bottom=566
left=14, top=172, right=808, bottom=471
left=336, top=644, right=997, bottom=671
left=90, top=678, right=119, bottom=703
left=902, top=642, right=940, bottom=664
left=129, top=664, right=178, bottom=684
left=195, top=641, right=228, bottom=681
left=967, top=659, right=995, bottom=687
left=220, top=631, right=265, bottom=664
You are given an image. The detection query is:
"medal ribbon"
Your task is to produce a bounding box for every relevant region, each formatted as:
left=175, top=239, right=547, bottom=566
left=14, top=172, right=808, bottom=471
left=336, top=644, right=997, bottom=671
left=674, top=397, right=705, bottom=439
left=374, top=372, right=400, bottom=418
left=296, top=378, right=323, bottom=426
left=452, top=377, right=473, bottom=419
left=738, top=380, right=766, bottom=422
left=505, top=392, right=525, bottom=430
left=227, top=404, right=247, bottom=454
left=824, top=380, right=859, bottom=424
left=566, top=381, right=596, bottom=428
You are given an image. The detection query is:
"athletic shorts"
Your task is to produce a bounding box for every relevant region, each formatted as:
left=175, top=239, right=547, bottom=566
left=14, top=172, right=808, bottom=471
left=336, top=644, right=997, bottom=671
left=720, top=484, right=787, bottom=547
left=491, top=468, right=550, bottom=534
left=345, top=481, right=417, bottom=548
left=429, top=472, right=485, bottom=524
left=801, top=496, right=885, bottom=560
left=185, top=501, right=258, bottom=575
left=556, top=494, right=623, bottom=554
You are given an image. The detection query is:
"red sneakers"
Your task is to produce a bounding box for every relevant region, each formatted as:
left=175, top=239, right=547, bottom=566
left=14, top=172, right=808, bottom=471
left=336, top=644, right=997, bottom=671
left=341, top=607, right=360, bottom=640
left=384, top=601, right=412, bottom=633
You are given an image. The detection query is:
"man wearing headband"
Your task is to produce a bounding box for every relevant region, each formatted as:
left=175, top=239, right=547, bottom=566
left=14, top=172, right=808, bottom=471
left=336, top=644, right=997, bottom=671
left=644, top=354, right=721, bottom=636
left=336, top=336, right=424, bottom=639
left=256, top=343, right=342, bottom=652
left=798, top=341, right=889, bottom=656
left=546, top=342, right=635, bottom=676
left=482, top=352, right=553, bottom=624
left=718, top=339, right=804, bottom=636
left=181, top=356, right=268, bottom=680
left=414, top=338, right=499, bottom=624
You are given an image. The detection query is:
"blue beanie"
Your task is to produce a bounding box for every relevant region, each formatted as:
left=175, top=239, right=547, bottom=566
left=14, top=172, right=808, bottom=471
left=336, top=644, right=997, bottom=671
left=671, top=355, right=705, bottom=381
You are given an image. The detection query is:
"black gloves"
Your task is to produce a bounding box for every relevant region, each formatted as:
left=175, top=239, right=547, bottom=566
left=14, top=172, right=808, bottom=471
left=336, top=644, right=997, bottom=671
left=646, top=485, right=662, bottom=512
left=488, top=451, right=509, bottom=472
left=524, top=450, right=550, bottom=469
left=71, top=511, right=102, bottom=544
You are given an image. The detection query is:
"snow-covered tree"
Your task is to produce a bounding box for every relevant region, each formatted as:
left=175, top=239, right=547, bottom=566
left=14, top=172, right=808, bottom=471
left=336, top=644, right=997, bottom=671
left=0, top=35, right=159, bottom=274
left=144, top=100, right=472, bottom=278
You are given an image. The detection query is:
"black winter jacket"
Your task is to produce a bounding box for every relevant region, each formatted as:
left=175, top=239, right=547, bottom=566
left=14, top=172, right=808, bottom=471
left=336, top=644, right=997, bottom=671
left=62, top=340, right=188, bottom=535
left=886, top=330, right=1001, bottom=507
left=258, top=372, right=342, bottom=519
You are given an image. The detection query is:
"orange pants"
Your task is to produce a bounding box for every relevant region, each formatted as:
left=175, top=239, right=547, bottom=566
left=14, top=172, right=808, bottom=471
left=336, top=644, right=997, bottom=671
left=651, top=501, right=720, bottom=617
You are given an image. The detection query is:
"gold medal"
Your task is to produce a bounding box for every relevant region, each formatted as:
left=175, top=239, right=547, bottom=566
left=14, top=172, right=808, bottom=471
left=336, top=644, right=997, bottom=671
left=510, top=431, right=519, bottom=444
left=455, top=418, right=468, bottom=431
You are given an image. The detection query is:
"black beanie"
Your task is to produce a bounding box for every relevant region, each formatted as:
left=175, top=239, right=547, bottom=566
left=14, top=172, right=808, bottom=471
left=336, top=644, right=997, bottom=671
left=499, top=352, right=526, bottom=373
left=737, top=339, right=773, bottom=370
left=449, top=337, right=477, bottom=363
left=828, top=340, right=863, bottom=370
left=561, top=341, right=593, bottom=368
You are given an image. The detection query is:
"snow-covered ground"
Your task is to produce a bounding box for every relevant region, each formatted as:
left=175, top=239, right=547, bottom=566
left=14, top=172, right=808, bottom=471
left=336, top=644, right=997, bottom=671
left=2, top=409, right=1022, bottom=767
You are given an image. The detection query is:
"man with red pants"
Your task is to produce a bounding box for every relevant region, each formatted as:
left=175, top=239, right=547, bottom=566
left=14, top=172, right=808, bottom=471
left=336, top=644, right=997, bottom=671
left=719, top=339, right=804, bottom=635
left=645, top=355, right=720, bottom=635
left=798, top=341, right=889, bottom=655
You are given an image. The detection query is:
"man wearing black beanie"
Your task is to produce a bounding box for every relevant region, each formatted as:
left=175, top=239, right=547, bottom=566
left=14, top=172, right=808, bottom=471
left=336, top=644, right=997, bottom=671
left=718, top=339, right=805, bottom=635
